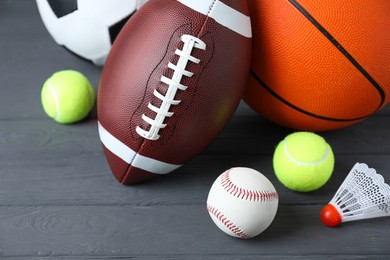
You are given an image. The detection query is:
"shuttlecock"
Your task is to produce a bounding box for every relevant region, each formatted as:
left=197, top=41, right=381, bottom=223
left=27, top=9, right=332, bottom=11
left=320, top=162, right=390, bottom=227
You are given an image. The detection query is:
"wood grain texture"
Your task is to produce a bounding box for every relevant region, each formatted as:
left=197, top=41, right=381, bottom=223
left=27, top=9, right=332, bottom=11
left=0, top=205, right=389, bottom=258
left=0, top=0, right=389, bottom=259
left=0, top=117, right=389, bottom=207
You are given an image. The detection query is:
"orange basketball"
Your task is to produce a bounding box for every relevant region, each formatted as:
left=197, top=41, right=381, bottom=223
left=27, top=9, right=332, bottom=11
left=244, top=0, right=390, bottom=131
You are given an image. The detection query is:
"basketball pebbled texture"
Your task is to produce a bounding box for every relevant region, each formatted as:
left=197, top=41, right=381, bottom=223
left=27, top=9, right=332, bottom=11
left=98, top=0, right=252, bottom=184
left=244, top=0, right=390, bottom=131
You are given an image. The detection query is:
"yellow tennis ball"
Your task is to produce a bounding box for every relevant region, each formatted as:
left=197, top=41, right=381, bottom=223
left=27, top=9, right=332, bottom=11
left=41, top=70, right=95, bottom=124
left=273, top=132, right=334, bottom=192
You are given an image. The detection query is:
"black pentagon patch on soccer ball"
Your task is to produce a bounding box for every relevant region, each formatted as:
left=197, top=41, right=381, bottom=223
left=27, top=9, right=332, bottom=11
left=48, top=0, right=78, bottom=18
left=108, top=12, right=135, bottom=44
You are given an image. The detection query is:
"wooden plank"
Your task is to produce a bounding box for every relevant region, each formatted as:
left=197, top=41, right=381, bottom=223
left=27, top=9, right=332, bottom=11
left=6, top=256, right=390, bottom=260
left=0, top=152, right=387, bottom=206
left=0, top=118, right=390, bottom=207
left=2, top=115, right=390, bottom=157
left=0, top=205, right=389, bottom=258
left=0, top=150, right=389, bottom=207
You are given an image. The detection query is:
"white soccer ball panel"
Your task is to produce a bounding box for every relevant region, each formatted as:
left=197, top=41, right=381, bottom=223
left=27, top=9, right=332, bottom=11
left=55, top=11, right=111, bottom=65
left=136, top=0, right=149, bottom=9
left=78, top=0, right=137, bottom=25
left=36, top=0, right=67, bottom=45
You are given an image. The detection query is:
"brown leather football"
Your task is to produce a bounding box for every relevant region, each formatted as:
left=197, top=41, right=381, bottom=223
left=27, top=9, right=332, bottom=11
left=98, top=0, right=252, bottom=185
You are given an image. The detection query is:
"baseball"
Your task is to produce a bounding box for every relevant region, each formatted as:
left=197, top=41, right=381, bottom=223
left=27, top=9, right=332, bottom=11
left=207, top=167, right=279, bottom=239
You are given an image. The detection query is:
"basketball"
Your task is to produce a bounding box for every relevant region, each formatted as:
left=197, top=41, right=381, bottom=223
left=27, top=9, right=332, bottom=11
left=244, top=0, right=390, bottom=131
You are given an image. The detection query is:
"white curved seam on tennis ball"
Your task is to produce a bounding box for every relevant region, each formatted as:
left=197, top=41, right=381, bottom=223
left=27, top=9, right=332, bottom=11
left=48, top=79, right=60, bottom=120
left=283, top=139, right=329, bottom=166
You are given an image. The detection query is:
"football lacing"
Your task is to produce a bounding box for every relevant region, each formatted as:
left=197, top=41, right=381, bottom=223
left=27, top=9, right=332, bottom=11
left=136, top=34, right=206, bottom=140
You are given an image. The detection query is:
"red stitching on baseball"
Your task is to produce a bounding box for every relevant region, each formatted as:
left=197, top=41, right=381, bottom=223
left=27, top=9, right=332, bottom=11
left=207, top=204, right=250, bottom=239
left=221, top=169, right=278, bottom=202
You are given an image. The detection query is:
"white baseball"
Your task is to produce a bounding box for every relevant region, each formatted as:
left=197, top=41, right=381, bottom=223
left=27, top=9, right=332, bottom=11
left=207, top=167, right=279, bottom=239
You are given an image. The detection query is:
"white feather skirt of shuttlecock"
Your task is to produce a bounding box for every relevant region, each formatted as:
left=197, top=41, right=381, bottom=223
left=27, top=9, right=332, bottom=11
left=329, top=163, right=390, bottom=222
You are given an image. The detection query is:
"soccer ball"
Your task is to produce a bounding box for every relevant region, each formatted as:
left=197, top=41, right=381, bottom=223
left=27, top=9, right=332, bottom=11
left=36, top=0, right=148, bottom=66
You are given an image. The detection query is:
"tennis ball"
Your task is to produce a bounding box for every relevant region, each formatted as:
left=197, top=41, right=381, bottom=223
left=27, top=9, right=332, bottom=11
left=273, top=132, right=334, bottom=192
left=41, top=70, right=95, bottom=124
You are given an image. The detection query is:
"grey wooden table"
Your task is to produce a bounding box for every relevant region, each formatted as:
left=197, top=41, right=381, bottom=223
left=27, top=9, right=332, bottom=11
left=1, top=1, right=389, bottom=259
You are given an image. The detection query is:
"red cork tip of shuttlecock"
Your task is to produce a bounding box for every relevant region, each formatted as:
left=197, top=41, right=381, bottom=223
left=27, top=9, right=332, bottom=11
left=320, top=204, right=342, bottom=227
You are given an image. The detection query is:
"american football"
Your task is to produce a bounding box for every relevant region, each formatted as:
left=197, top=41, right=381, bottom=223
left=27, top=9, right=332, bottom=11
left=98, top=0, right=252, bottom=184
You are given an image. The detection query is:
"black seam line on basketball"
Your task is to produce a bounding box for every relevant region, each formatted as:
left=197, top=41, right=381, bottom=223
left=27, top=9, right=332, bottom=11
left=250, top=69, right=368, bottom=122
left=288, top=0, right=385, bottom=110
